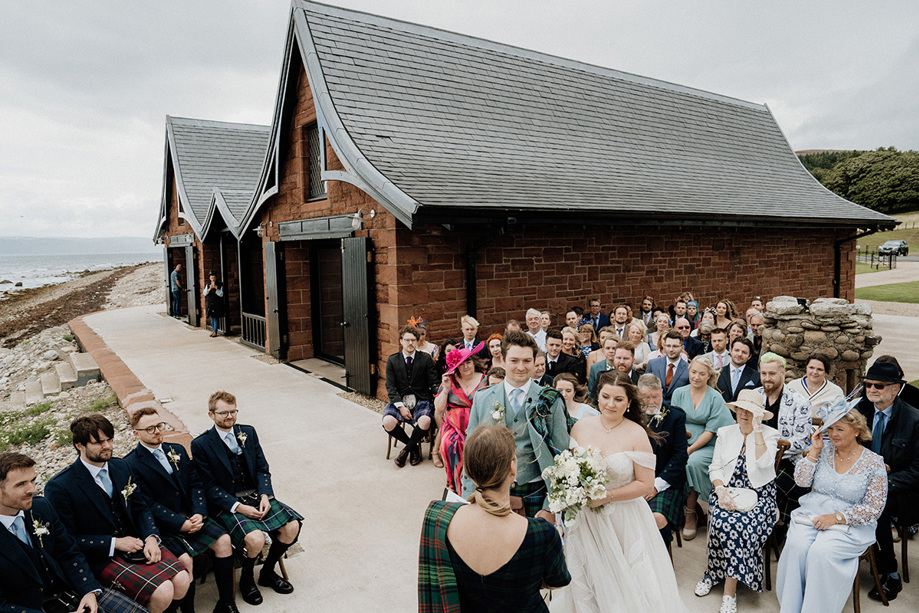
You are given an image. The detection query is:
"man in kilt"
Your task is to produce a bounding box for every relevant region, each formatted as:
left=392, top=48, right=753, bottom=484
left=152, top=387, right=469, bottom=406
left=191, top=391, right=302, bottom=607
left=637, top=373, right=689, bottom=545
left=45, top=415, right=190, bottom=613
left=125, top=407, right=237, bottom=613
left=0, top=452, right=148, bottom=613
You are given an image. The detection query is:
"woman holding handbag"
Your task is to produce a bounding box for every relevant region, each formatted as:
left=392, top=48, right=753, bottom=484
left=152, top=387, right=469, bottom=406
left=694, top=389, right=780, bottom=613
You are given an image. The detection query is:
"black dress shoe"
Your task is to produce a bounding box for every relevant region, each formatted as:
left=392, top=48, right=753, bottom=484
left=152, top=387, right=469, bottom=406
left=239, top=575, right=263, bottom=606
left=258, top=570, right=294, bottom=594
left=394, top=448, right=409, bottom=468
left=212, top=601, right=240, bottom=613
left=410, top=449, right=422, bottom=466
left=868, top=573, right=902, bottom=602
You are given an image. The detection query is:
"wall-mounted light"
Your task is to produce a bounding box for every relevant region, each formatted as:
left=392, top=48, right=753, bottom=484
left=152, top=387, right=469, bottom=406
left=254, top=224, right=265, bottom=237
left=350, top=208, right=376, bottom=230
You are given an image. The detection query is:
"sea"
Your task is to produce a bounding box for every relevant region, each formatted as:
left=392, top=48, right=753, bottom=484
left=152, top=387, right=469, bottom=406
left=0, top=252, right=161, bottom=295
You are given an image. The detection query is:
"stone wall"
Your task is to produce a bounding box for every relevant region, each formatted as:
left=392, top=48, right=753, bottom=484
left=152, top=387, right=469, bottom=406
left=761, top=297, right=880, bottom=392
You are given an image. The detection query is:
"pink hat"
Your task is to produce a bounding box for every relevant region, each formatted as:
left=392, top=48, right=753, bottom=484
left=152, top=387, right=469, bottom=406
left=445, top=342, right=484, bottom=375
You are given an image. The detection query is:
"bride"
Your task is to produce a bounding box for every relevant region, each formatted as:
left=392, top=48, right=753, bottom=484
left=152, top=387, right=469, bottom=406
left=551, top=370, right=689, bottom=611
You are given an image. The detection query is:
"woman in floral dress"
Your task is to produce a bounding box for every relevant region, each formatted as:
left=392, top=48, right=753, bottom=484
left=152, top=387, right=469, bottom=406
left=434, top=344, right=486, bottom=492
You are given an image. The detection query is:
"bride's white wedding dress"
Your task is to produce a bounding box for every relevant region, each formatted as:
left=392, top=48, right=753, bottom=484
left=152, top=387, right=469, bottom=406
left=550, top=447, right=689, bottom=612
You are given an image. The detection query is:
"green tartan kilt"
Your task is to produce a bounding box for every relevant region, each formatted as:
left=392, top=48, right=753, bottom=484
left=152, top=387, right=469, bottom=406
left=648, top=487, right=685, bottom=529
left=510, top=481, right=547, bottom=518
left=215, top=498, right=303, bottom=548
left=162, top=516, right=226, bottom=557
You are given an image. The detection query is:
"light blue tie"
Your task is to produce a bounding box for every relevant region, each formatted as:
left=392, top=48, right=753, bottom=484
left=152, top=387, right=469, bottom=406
left=225, top=432, right=240, bottom=455
left=10, top=515, right=30, bottom=546
left=97, top=467, right=114, bottom=498
left=731, top=368, right=741, bottom=393
left=153, top=448, right=174, bottom=474
left=871, top=412, right=886, bottom=454
left=510, top=388, right=524, bottom=416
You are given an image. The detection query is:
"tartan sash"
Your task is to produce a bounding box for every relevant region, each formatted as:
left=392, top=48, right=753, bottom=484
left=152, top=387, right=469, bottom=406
left=528, top=387, right=573, bottom=456
left=418, top=501, right=462, bottom=613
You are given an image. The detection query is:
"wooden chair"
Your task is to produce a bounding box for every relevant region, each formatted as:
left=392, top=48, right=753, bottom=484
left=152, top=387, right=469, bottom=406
left=883, top=463, right=910, bottom=584
left=385, top=423, right=437, bottom=460
left=764, top=439, right=791, bottom=591
left=852, top=544, right=888, bottom=612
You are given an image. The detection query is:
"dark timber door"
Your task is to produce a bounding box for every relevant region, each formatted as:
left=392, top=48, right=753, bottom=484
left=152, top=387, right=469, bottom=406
left=265, top=241, right=286, bottom=360
left=314, top=244, right=345, bottom=362
left=184, top=245, right=197, bottom=327
left=341, top=237, right=374, bottom=395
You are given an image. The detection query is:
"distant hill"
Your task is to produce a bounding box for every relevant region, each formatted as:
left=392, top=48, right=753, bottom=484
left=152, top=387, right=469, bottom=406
left=0, top=237, right=161, bottom=256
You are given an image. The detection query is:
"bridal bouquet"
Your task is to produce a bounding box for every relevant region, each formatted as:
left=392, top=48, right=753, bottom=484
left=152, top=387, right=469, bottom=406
left=542, top=446, right=609, bottom=522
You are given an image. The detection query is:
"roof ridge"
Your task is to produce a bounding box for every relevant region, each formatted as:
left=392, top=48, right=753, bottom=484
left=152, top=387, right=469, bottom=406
left=298, top=0, right=766, bottom=111
left=166, top=115, right=271, bottom=131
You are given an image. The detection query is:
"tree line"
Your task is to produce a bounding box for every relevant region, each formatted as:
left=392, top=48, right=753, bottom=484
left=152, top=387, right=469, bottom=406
left=797, top=147, right=919, bottom=214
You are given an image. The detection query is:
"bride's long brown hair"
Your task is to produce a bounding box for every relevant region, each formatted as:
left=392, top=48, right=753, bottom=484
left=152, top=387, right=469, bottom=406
left=595, top=370, right=662, bottom=442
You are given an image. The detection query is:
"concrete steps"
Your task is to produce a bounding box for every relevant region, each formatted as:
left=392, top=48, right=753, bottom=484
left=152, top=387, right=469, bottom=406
left=70, top=352, right=100, bottom=387
left=55, top=362, right=77, bottom=390
left=40, top=370, right=61, bottom=396
left=9, top=391, right=25, bottom=410
left=25, top=380, right=43, bottom=405
left=19, top=352, right=100, bottom=405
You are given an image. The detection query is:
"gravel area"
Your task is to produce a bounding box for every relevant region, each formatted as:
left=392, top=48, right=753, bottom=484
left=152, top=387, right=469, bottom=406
left=338, top=391, right=387, bottom=414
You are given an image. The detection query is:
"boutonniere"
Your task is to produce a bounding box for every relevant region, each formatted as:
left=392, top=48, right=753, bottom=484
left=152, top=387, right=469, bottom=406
left=491, top=402, right=504, bottom=422
left=31, top=516, right=50, bottom=547
left=121, top=476, right=137, bottom=503
left=651, top=406, right=669, bottom=427
left=236, top=429, right=247, bottom=448
left=166, top=448, right=181, bottom=469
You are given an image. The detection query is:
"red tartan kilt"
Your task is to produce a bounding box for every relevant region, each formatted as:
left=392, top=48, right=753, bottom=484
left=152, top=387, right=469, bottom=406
left=100, top=546, right=185, bottom=605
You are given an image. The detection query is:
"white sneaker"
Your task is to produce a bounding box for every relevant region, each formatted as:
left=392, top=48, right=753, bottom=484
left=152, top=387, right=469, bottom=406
left=720, top=595, right=737, bottom=613
left=694, top=577, right=713, bottom=597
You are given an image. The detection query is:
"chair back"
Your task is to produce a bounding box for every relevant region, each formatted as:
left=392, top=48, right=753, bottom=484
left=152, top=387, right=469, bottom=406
left=775, top=439, right=791, bottom=472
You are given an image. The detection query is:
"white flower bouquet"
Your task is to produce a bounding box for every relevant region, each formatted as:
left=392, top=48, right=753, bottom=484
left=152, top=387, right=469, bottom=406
left=542, top=446, right=609, bottom=522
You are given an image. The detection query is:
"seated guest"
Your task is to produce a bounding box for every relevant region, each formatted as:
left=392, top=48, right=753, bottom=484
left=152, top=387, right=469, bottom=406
left=125, top=407, right=237, bottom=613
left=646, top=331, right=690, bottom=407
left=704, top=327, right=730, bottom=371
left=0, top=452, right=146, bottom=613
left=686, top=300, right=701, bottom=330
left=485, top=334, right=503, bottom=370
left=674, top=317, right=705, bottom=359
left=560, top=326, right=584, bottom=364
left=756, top=353, right=812, bottom=524
left=586, top=327, right=616, bottom=368
left=748, top=312, right=765, bottom=360
left=717, top=338, right=761, bottom=403
left=626, top=319, right=652, bottom=371
left=690, top=309, right=716, bottom=338
left=872, top=355, right=919, bottom=408
left=434, top=339, right=459, bottom=374
left=459, top=315, right=491, bottom=360
left=191, top=392, right=302, bottom=606
left=580, top=298, right=610, bottom=332
left=540, top=311, right=551, bottom=332
left=611, top=304, right=630, bottom=339
left=856, top=359, right=919, bottom=601
left=485, top=366, right=506, bottom=386
left=637, top=374, right=688, bottom=545
left=777, top=404, right=888, bottom=612
left=45, top=415, right=189, bottom=613
left=435, top=344, right=487, bottom=493
left=553, top=372, right=597, bottom=420
left=532, top=351, right=553, bottom=387
left=694, top=320, right=715, bottom=354
left=564, top=309, right=580, bottom=329
left=612, top=341, right=640, bottom=384
left=544, top=330, right=584, bottom=383
left=525, top=308, right=548, bottom=352
left=418, top=425, right=570, bottom=610
left=649, top=311, right=671, bottom=351
left=577, top=323, right=599, bottom=356
left=724, top=319, right=748, bottom=349
left=382, top=325, right=440, bottom=467
left=787, top=353, right=844, bottom=416
left=673, top=356, right=734, bottom=540
left=694, top=390, right=779, bottom=613
left=639, top=295, right=656, bottom=327
left=412, top=317, right=439, bottom=360
left=587, top=336, right=618, bottom=401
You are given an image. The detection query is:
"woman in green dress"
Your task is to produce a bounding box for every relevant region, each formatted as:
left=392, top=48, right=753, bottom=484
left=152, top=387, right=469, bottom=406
left=671, top=355, right=734, bottom=540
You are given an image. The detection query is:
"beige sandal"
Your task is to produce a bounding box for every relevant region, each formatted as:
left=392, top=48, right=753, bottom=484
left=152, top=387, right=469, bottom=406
left=682, top=506, right=698, bottom=540
left=432, top=450, right=444, bottom=468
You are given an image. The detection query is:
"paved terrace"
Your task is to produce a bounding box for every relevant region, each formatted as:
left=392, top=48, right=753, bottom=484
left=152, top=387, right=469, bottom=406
left=74, top=304, right=915, bottom=612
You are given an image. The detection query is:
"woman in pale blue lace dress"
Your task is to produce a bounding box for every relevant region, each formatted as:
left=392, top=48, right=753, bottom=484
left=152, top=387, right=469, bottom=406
left=776, top=408, right=887, bottom=613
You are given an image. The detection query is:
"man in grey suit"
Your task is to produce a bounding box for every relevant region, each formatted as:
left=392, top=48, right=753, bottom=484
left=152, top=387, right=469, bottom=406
left=461, top=330, right=569, bottom=522
left=646, top=331, right=689, bottom=407
left=703, top=328, right=730, bottom=371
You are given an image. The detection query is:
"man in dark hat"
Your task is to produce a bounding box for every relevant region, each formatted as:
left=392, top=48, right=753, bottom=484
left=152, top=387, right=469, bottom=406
left=856, top=358, right=919, bottom=602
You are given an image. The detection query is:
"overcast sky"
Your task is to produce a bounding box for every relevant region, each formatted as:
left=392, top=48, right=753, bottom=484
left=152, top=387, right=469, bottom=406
left=1, top=0, right=917, bottom=238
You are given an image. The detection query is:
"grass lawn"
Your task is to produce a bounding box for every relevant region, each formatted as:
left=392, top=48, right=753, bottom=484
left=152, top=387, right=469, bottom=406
left=857, top=210, right=919, bottom=252
left=855, top=262, right=892, bottom=275
left=855, top=280, right=919, bottom=303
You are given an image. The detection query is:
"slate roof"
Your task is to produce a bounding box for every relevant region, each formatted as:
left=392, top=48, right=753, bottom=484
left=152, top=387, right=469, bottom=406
left=289, top=1, right=893, bottom=228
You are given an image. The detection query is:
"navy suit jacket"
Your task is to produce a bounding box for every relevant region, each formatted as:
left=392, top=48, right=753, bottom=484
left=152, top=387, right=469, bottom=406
left=0, top=497, right=103, bottom=613
left=124, top=442, right=208, bottom=534
left=191, top=425, right=274, bottom=514
left=648, top=407, right=689, bottom=490
left=44, top=458, right=159, bottom=576
left=580, top=313, right=610, bottom=332
left=717, top=364, right=761, bottom=402
left=683, top=336, right=706, bottom=359
left=646, top=357, right=689, bottom=405
left=545, top=352, right=585, bottom=384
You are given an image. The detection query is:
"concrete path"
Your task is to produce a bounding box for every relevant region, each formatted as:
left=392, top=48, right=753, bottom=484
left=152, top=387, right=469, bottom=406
left=80, top=304, right=916, bottom=612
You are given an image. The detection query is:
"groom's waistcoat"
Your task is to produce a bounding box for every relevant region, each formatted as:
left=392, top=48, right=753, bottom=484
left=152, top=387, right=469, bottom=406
left=504, top=395, right=541, bottom=483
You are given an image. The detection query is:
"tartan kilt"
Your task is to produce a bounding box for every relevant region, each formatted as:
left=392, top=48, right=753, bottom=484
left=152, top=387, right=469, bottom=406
left=100, top=547, right=184, bottom=606
left=648, top=487, right=685, bottom=529
left=98, top=587, right=150, bottom=613
left=162, top=517, right=226, bottom=557
left=510, top=481, right=547, bottom=518
left=215, top=498, right=304, bottom=548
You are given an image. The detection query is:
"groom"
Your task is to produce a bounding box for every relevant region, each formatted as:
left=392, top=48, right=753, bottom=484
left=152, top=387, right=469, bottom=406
left=461, top=330, right=569, bottom=521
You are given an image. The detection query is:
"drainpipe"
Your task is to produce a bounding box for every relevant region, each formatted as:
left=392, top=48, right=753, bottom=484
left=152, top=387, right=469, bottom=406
left=834, top=229, right=879, bottom=298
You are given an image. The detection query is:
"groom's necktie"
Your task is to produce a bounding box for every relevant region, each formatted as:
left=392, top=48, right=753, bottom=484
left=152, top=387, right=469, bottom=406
left=510, top=388, right=524, bottom=416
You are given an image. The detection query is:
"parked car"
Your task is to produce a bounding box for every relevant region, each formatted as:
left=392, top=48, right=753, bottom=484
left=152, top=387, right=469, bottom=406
left=878, top=239, right=909, bottom=256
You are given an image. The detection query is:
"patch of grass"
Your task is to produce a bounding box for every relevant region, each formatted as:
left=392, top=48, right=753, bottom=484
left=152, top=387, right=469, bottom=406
left=855, top=281, right=919, bottom=304
left=5, top=418, right=54, bottom=446
left=855, top=262, right=889, bottom=275
left=26, top=401, right=53, bottom=416
left=0, top=412, right=17, bottom=427
left=856, top=211, right=919, bottom=251
left=83, top=394, right=118, bottom=413
left=63, top=334, right=75, bottom=342
left=54, top=429, right=72, bottom=447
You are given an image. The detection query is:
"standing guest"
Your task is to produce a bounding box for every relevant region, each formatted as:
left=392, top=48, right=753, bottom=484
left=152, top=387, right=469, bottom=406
left=611, top=305, right=630, bottom=339
left=750, top=296, right=765, bottom=313
left=787, top=353, right=844, bottom=416
left=704, top=328, right=730, bottom=371
left=0, top=452, right=147, bottom=613
left=459, top=315, right=491, bottom=360
left=485, top=366, right=506, bottom=387
left=45, top=415, right=189, bottom=613
left=578, top=323, right=599, bottom=356
left=637, top=374, right=689, bottom=546
left=693, top=390, right=779, bottom=613
left=717, top=338, right=761, bottom=403
left=646, top=331, right=690, bottom=407
left=691, top=309, right=716, bottom=338
left=639, top=295, right=656, bottom=327
left=382, top=325, right=440, bottom=467
left=411, top=317, right=439, bottom=360
left=685, top=300, right=701, bottom=329
left=776, top=405, right=888, bottom=613
left=170, top=263, right=184, bottom=318
left=747, top=312, right=765, bottom=360
left=191, top=392, right=302, bottom=606
left=587, top=336, right=619, bottom=401
left=714, top=301, right=733, bottom=330
left=744, top=307, right=759, bottom=324
left=724, top=320, right=748, bottom=348
left=485, top=334, right=503, bottom=370
left=203, top=271, right=224, bottom=337
left=649, top=312, right=671, bottom=351
left=506, top=319, right=522, bottom=333
left=418, top=426, right=570, bottom=611
left=553, top=372, right=597, bottom=420
left=532, top=352, right=553, bottom=387
left=755, top=353, right=812, bottom=524
left=544, top=330, right=584, bottom=383
left=434, top=344, right=487, bottom=493
left=461, top=331, right=569, bottom=520
left=627, top=320, right=652, bottom=371
left=525, top=308, right=548, bottom=352
left=674, top=317, right=705, bottom=359
left=855, top=360, right=919, bottom=601
left=670, top=299, right=688, bottom=326
left=586, top=327, right=616, bottom=368
left=580, top=298, right=610, bottom=333
left=540, top=311, right=552, bottom=332
left=125, top=407, right=237, bottom=613
left=565, top=309, right=580, bottom=329
left=673, top=356, right=735, bottom=540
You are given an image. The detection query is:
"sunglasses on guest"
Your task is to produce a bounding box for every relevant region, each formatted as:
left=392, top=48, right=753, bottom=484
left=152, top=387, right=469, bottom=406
left=863, top=382, right=892, bottom=390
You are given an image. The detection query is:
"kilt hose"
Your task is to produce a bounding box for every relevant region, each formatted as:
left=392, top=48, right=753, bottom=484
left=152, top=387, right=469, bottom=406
left=100, top=547, right=184, bottom=606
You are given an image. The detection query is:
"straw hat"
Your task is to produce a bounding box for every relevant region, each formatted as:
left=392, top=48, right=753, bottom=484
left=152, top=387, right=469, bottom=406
left=726, top=389, right=774, bottom=421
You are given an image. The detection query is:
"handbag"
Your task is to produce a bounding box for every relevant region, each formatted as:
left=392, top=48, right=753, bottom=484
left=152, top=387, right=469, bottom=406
left=724, top=487, right=758, bottom=513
